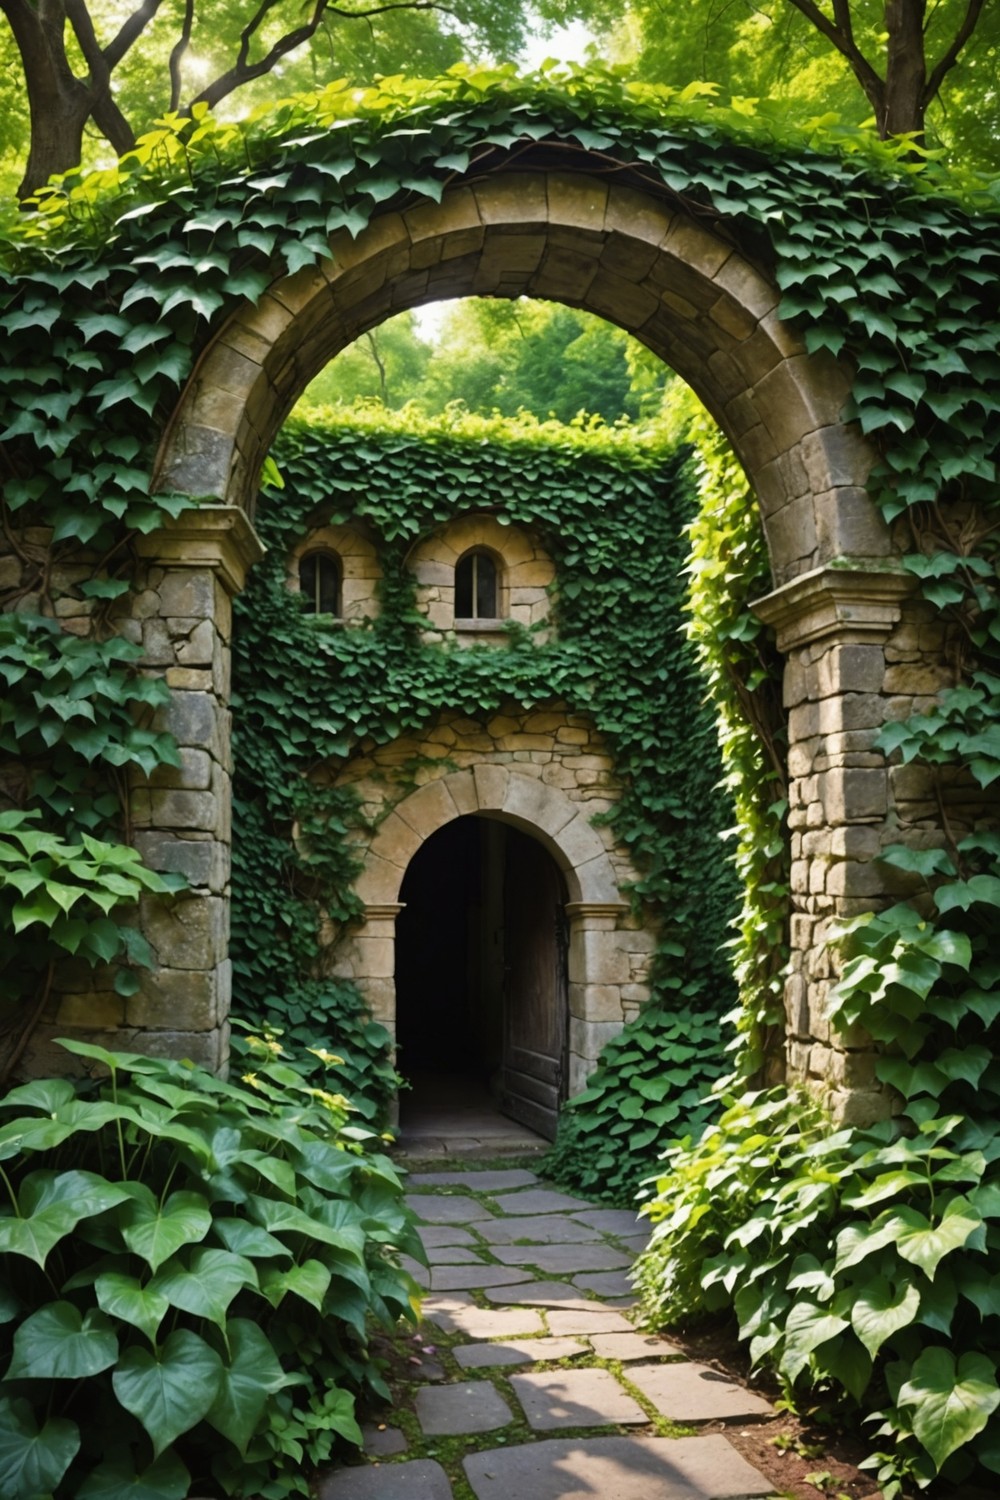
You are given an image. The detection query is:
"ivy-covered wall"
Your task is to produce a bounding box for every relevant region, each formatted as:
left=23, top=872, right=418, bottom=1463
left=228, top=408, right=739, bottom=1119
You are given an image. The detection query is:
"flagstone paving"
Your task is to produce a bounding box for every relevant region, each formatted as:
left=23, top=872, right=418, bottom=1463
left=319, top=1163, right=786, bottom=1500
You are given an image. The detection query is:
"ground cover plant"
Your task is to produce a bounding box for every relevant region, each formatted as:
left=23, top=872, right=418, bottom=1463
left=0, top=1030, right=420, bottom=1499
left=232, top=403, right=738, bottom=1158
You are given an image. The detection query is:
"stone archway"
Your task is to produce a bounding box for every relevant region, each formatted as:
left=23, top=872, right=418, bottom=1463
left=327, top=768, right=634, bottom=1110
left=117, top=160, right=929, bottom=1123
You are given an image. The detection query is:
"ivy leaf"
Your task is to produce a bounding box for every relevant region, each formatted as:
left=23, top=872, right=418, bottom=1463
left=76, top=1448, right=190, bottom=1500
left=7, top=1301, right=118, bottom=1380
left=120, top=1189, right=212, bottom=1272
left=899, top=1348, right=1000, bottom=1469
left=153, top=1247, right=258, bottom=1326
left=850, top=1276, right=921, bottom=1357
left=890, top=1198, right=983, bottom=1277
left=112, top=1329, right=223, bottom=1456
left=205, top=1318, right=290, bottom=1452
left=95, top=1271, right=170, bottom=1343
left=0, top=1397, right=80, bottom=1499
left=779, top=1300, right=849, bottom=1383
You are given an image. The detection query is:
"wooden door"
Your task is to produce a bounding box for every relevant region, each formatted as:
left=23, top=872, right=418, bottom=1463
left=500, top=829, right=567, bottom=1140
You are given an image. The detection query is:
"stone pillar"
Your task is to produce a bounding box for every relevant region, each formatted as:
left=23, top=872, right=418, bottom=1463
left=565, top=900, right=629, bottom=1096
left=754, top=565, right=923, bottom=1124
left=43, top=507, right=264, bottom=1075
left=352, top=903, right=406, bottom=1039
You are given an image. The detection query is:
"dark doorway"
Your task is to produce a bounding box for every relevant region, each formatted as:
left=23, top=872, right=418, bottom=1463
left=395, top=815, right=568, bottom=1141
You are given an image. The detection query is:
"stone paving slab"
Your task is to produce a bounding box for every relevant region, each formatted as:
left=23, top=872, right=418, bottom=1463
left=407, top=1169, right=539, bottom=1190
left=422, top=1294, right=546, bottom=1338
left=426, top=1245, right=483, bottom=1264
left=484, top=1280, right=597, bottom=1307
left=568, top=1208, right=646, bottom=1235
left=628, top=1361, right=774, bottom=1422
left=417, top=1224, right=478, bottom=1249
left=462, top=1435, right=773, bottom=1500
left=572, top=1269, right=636, bottom=1298
left=406, top=1194, right=495, bottom=1224
left=493, top=1188, right=595, bottom=1214
left=361, top=1424, right=407, bottom=1457
left=416, top=1380, right=513, bottom=1435
left=454, top=1336, right=589, bottom=1369
left=589, top=1331, right=681, bottom=1361
left=620, top=1232, right=652, bottom=1256
left=545, top=1308, right=635, bottom=1336
left=431, top=1264, right=535, bottom=1292
left=509, top=1368, right=647, bottom=1430
left=317, top=1458, right=453, bottom=1500
left=474, top=1214, right=602, bottom=1245
left=491, top=1243, right=631, bottom=1273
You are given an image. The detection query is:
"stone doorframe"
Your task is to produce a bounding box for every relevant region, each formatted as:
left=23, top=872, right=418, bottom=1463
left=338, top=768, right=631, bottom=1099
left=49, top=162, right=948, bottom=1124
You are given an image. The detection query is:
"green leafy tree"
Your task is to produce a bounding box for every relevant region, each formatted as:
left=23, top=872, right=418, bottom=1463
left=0, top=0, right=528, bottom=199
left=581, top=0, right=1000, bottom=167
left=300, top=312, right=432, bottom=408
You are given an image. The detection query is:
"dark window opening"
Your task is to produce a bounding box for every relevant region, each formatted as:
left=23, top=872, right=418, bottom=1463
left=455, top=549, right=499, bottom=619
left=299, top=551, right=341, bottom=615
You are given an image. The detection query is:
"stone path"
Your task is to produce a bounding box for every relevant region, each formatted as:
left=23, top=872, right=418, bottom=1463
left=317, top=1164, right=780, bottom=1500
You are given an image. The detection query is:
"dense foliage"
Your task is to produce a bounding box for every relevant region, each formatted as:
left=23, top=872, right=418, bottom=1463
left=232, top=404, right=738, bottom=1136
left=0, top=69, right=998, bottom=1491
left=0, top=1032, right=419, bottom=1500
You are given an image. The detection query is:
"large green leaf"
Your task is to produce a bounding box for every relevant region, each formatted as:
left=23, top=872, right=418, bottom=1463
left=112, top=1329, right=223, bottom=1456
left=120, top=1190, right=212, bottom=1272
left=205, top=1319, right=289, bottom=1452
left=258, top=1258, right=332, bottom=1310
left=892, top=1198, right=983, bottom=1277
left=779, top=1299, right=849, bottom=1384
left=95, top=1272, right=170, bottom=1343
left=7, top=1301, right=118, bottom=1380
left=0, top=1204, right=80, bottom=1268
left=899, top=1348, right=1000, bottom=1469
left=76, top=1448, right=190, bottom=1500
left=211, top=1218, right=292, bottom=1260
left=850, top=1275, right=921, bottom=1358
left=153, top=1247, right=258, bottom=1325
left=0, top=1397, right=80, bottom=1500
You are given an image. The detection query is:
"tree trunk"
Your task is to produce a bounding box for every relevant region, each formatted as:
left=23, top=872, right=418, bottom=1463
left=2, top=0, right=93, bottom=197
left=882, top=0, right=928, bottom=138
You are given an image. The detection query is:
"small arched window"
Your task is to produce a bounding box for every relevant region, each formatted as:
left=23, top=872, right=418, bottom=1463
left=455, top=549, right=499, bottom=620
left=298, top=551, right=342, bottom=615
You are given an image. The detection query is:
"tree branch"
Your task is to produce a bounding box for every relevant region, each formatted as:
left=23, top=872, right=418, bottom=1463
left=103, top=0, right=167, bottom=71
left=784, top=0, right=887, bottom=116
left=169, top=0, right=196, bottom=113
left=190, top=0, right=449, bottom=110
left=923, top=0, right=986, bottom=104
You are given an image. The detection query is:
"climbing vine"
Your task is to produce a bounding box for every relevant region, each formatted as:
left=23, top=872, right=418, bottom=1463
left=0, top=64, right=997, bottom=1489
left=230, top=404, right=738, bottom=1132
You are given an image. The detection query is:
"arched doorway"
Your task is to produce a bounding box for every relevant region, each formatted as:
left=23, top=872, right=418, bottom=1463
left=396, top=815, right=568, bottom=1141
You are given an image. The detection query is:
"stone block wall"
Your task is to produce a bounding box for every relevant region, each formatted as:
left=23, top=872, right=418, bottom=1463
left=288, top=522, right=381, bottom=622
left=408, top=514, right=555, bottom=644
left=314, top=703, right=659, bottom=1096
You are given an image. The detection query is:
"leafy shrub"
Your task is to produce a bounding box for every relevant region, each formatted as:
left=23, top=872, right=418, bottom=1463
left=636, top=876, right=1000, bottom=1496
left=0, top=1033, right=420, bottom=1500
left=542, top=1001, right=729, bottom=1205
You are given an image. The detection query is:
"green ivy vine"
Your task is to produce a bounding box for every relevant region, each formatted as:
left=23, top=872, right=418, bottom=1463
left=231, top=404, right=738, bottom=1134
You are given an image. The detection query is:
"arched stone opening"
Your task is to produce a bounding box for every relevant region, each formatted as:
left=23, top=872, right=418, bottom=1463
left=394, top=815, right=571, bottom=1142
left=117, top=158, right=934, bottom=1124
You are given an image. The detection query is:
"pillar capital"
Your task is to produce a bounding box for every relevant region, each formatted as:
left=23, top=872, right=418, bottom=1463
left=136, top=505, right=265, bottom=595
left=752, top=564, right=917, bottom=652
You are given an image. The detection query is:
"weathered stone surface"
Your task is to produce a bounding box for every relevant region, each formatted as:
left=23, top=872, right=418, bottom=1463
left=491, top=1244, right=632, bottom=1274
left=463, top=1435, right=773, bottom=1499
left=569, top=1209, right=645, bottom=1236
left=454, top=1337, right=589, bottom=1369
left=545, top=1309, right=634, bottom=1336
left=405, top=1194, right=495, bottom=1224
left=425, top=1246, right=483, bottom=1265
left=415, top=1380, right=513, bottom=1435
left=361, top=1424, right=407, bottom=1456
left=628, top=1362, right=773, bottom=1421
left=416, top=1225, right=478, bottom=1250
left=430, top=1264, right=535, bottom=1292
left=475, top=1215, right=602, bottom=1245
left=421, top=1295, right=546, bottom=1338
left=492, top=1189, right=595, bottom=1215
left=509, top=1368, right=646, bottom=1429
left=484, top=1281, right=598, bottom=1308
left=407, top=1169, right=539, bottom=1190
left=317, top=1458, right=452, bottom=1500
left=572, top=1270, right=635, bottom=1299
left=589, top=1332, right=681, bottom=1361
